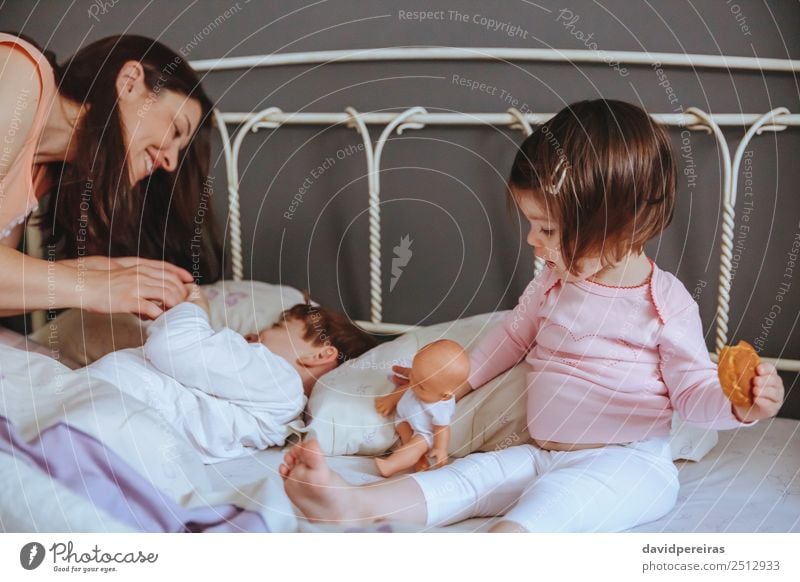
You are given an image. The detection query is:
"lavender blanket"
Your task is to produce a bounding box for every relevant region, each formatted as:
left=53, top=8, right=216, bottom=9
left=0, top=416, right=267, bottom=532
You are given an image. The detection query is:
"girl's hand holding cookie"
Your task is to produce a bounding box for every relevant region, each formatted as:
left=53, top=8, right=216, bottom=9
left=732, top=362, right=784, bottom=423
left=718, top=340, right=783, bottom=422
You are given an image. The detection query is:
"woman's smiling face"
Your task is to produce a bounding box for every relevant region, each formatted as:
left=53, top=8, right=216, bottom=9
left=115, top=60, right=203, bottom=186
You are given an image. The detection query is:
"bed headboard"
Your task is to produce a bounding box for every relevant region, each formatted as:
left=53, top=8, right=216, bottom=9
left=194, top=47, right=798, bottom=376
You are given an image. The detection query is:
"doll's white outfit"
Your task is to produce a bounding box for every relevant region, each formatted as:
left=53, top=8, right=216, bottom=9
left=395, top=389, right=455, bottom=448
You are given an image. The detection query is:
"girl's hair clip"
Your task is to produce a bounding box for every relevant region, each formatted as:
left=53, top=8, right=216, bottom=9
left=550, top=156, right=569, bottom=194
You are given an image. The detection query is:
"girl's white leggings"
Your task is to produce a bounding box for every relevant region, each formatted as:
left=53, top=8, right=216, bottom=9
left=410, top=437, right=679, bottom=532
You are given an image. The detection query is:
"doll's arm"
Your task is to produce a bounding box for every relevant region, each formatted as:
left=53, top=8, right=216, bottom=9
left=430, top=425, right=450, bottom=468
left=375, top=384, right=408, bottom=416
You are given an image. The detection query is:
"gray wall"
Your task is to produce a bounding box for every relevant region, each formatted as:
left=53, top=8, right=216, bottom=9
left=2, top=0, right=798, bottom=418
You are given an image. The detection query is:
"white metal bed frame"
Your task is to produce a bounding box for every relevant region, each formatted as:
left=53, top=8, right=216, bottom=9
left=190, top=47, right=799, bottom=374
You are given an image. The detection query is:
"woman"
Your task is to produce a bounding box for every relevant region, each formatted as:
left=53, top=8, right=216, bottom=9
left=0, top=33, right=222, bottom=319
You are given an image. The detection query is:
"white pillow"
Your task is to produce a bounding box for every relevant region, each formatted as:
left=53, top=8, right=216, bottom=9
left=670, top=413, right=719, bottom=462
left=203, top=279, right=306, bottom=334
left=303, top=312, right=529, bottom=458
left=29, top=280, right=305, bottom=365
left=304, top=312, right=719, bottom=462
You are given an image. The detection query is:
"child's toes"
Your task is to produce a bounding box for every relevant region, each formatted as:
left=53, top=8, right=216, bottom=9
left=282, top=448, right=298, bottom=469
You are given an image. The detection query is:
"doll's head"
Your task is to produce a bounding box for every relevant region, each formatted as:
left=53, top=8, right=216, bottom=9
left=407, top=340, right=470, bottom=404
left=508, top=99, right=676, bottom=281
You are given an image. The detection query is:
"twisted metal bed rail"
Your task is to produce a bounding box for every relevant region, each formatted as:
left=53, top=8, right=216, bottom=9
left=200, top=47, right=798, bottom=371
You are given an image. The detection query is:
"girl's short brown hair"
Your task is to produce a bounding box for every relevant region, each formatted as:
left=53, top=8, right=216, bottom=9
left=508, top=99, right=676, bottom=275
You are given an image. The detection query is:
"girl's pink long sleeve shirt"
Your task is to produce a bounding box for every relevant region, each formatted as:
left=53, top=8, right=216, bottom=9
left=468, top=260, right=751, bottom=444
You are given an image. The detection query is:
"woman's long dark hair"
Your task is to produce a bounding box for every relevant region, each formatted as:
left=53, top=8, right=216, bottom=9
left=11, top=33, right=223, bottom=282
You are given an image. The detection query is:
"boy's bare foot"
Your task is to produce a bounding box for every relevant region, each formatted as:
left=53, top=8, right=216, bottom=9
left=280, top=440, right=371, bottom=524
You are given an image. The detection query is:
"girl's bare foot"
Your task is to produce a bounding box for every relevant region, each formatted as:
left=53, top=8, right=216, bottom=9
left=280, top=440, right=372, bottom=524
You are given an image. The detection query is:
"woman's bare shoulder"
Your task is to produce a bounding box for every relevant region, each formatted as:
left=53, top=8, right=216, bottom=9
left=0, top=45, right=42, bottom=180
left=0, top=44, right=43, bottom=101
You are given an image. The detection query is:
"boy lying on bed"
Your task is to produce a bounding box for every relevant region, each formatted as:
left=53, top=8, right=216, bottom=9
left=86, top=285, right=376, bottom=463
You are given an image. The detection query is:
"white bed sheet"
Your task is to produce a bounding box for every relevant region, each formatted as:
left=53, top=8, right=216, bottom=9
left=206, top=418, right=800, bottom=533
left=3, top=340, right=797, bottom=533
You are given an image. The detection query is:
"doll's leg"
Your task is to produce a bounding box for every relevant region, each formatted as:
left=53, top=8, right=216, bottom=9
left=375, top=434, right=429, bottom=477
left=395, top=421, right=414, bottom=445
left=379, top=422, right=428, bottom=474
left=499, top=437, right=679, bottom=532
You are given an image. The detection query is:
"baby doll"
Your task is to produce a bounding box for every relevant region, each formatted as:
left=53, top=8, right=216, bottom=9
left=374, top=339, right=470, bottom=477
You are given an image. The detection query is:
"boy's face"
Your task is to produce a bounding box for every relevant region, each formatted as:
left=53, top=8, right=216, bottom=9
left=513, top=188, right=603, bottom=282
left=245, top=318, right=316, bottom=365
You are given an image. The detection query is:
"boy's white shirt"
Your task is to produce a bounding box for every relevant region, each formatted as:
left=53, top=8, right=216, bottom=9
left=87, top=302, right=305, bottom=463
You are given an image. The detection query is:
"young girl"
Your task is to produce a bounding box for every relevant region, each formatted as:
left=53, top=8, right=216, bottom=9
left=278, top=99, right=785, bottom=532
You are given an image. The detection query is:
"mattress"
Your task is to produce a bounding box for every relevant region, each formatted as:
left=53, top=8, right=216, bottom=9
left=205, top=418, right=800, bottom=533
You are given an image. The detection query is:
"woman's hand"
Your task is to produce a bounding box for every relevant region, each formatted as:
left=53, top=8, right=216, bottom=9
left=82, top=261, right=193, bottom=319
left=732, top=362, right=785, bottom=423
left=59, top=256, right=117, bottom=270
left=65, top=255, right=191, bottom=275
